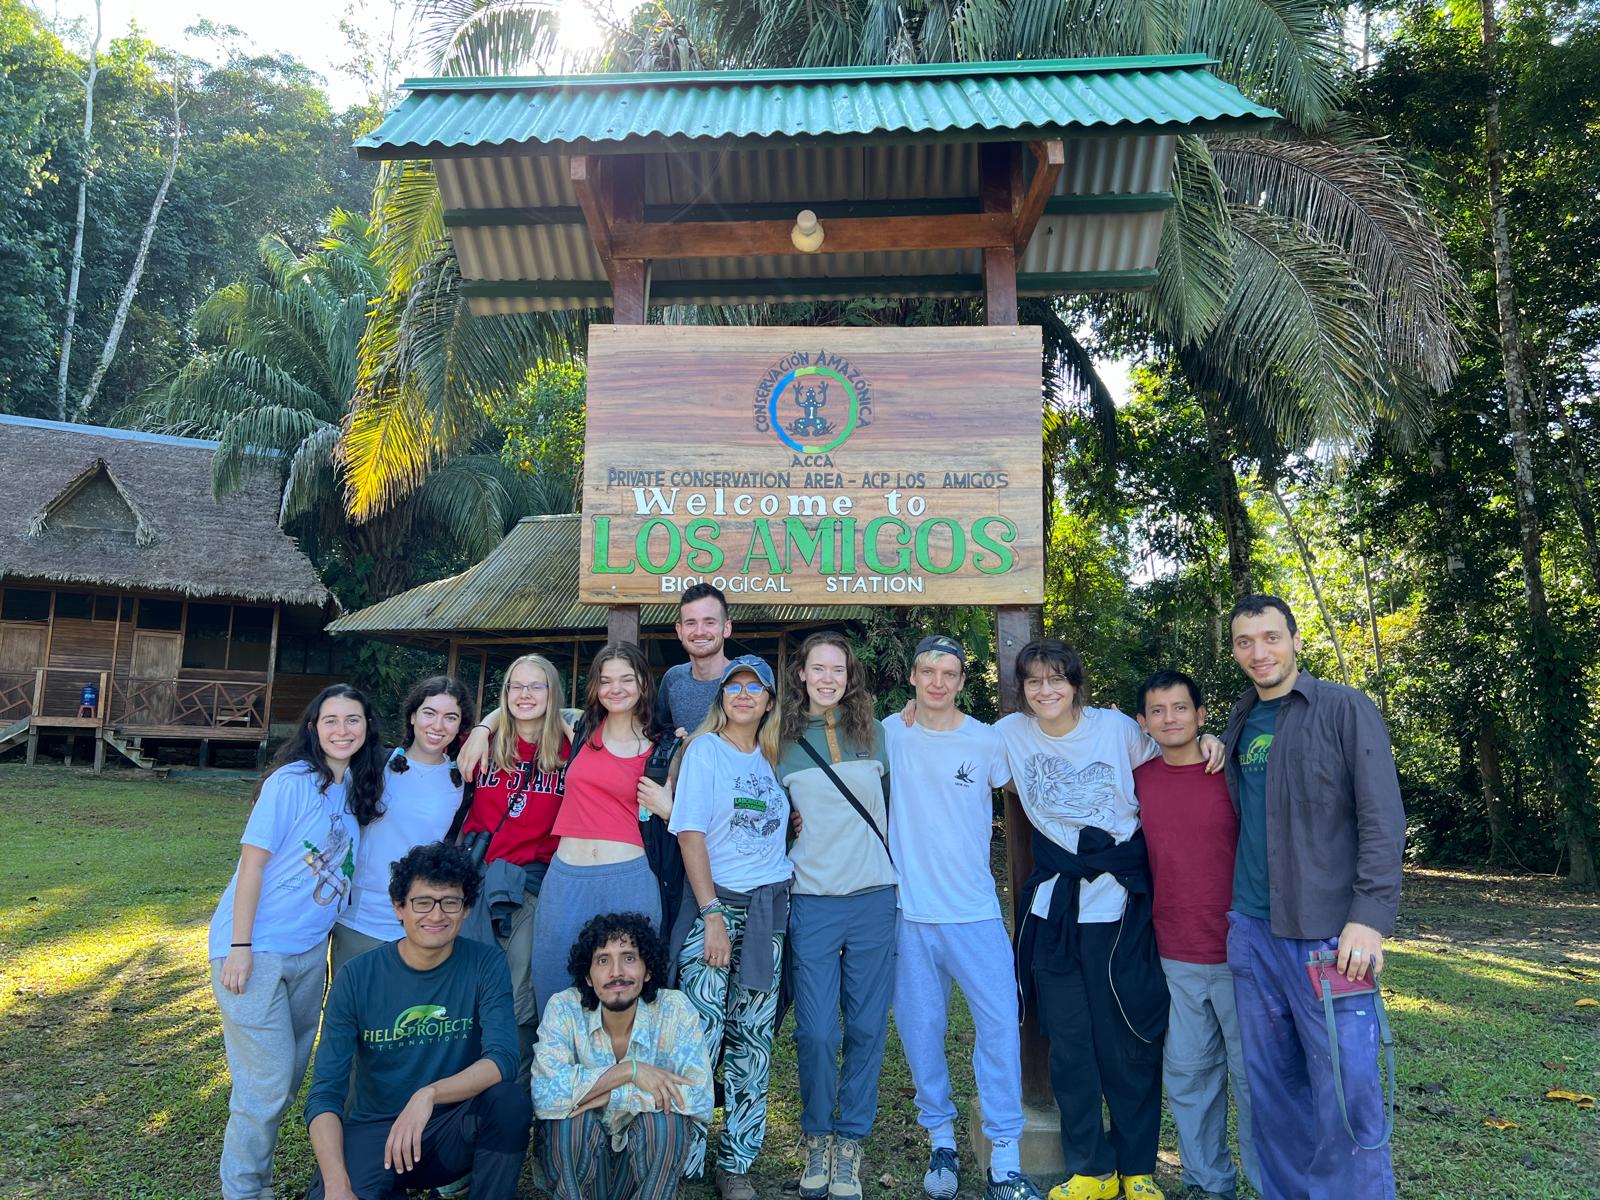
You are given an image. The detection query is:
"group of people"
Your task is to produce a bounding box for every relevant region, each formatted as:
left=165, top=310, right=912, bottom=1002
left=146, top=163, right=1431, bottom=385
left=207, top=583, right=1405, bottom=1200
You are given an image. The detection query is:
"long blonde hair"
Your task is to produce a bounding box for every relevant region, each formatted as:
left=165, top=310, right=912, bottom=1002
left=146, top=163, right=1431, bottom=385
left=492, top=654, right=567, bottom=774
left=687, top=665, right=782, bottom=766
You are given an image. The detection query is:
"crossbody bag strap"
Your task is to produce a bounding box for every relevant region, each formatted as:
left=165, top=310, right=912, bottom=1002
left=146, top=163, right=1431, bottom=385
left=445, top=777, right=477, bottom=842
left=796, top=736, right=892, bottom=863
left=1322, top=978, right=1396, bottom=1150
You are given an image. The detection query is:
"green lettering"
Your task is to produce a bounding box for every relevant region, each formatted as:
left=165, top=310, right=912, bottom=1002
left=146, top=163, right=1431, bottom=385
left=591, top=517, right=635, bottom=574
left=914, top=518, right=965, bottom=575
left=970, top=516, right=1017, bottom=574
left=684, top=518, right=724, bottom=572
left=864, top=516, right=913, bottom=574
left=743, top=519, right=784, bottom=573
left=636, top=518, right=681, bottom=575
left=783, top=518, right=836, bottom=574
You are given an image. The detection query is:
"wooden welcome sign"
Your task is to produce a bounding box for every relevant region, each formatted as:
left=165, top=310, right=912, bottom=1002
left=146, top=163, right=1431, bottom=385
left=579, top=325, right=1045, bottom=606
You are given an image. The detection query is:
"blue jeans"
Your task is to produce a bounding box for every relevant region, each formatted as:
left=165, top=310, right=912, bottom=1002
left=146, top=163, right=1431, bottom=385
left=1227, top=911, right=1395, bottom=1199
left=789, top=888, right=897, bottom=1139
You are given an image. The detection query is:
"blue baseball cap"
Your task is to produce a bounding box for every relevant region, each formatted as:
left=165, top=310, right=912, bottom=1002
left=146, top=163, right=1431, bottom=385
left=719, top=654, right=776, bottom=691
left=915, top=635, right=967, bottom=665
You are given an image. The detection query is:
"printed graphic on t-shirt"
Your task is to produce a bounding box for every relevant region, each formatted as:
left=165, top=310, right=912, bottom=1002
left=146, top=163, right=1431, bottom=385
left=1021, top=754, right=1119, bottom=828
left=363, top=1002, right=475, bottom=1049
left=954, top=761, right=976, bottom=786
left=728, top=771, right=785, bottom=852
left=481, top=760, right=562, bottom=818
left=1239, top=734, right=1273, bottom=774
left=297, top=810, right=355, bottom=907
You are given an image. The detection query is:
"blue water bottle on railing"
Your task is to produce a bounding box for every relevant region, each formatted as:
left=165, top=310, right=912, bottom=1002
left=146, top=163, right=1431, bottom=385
left=79, top=682, right=99, bottom=717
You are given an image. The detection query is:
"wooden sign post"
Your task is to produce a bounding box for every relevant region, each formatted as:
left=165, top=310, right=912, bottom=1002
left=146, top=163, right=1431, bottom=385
left=580, top=325, right=1045, bottom=609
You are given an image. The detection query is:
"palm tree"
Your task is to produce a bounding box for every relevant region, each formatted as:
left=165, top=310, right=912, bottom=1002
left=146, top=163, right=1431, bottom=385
left=139, top=210, right=558, bottom=601
left=348, top=0, right=1468, bottom=568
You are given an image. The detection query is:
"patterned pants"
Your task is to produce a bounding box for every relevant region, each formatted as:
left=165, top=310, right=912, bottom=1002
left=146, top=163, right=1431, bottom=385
left=539, top=1110, right=693, bottom=1200
left=677, top=907, right=784, bottom=1176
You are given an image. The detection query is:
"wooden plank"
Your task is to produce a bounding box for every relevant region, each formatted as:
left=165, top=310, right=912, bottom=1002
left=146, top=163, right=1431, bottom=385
left=609, top=211, right=1015, bottom=261
left=608, top=606, right=641, bottom=646
left=261, top=606, right=281, bottom=737
left=578, top=325, right=1044, bottom=607
left=1015, top=140, right=1066, bottom=255
left=569, top=155, right=613, bottom=267
left=611, top=260, right=649, bottom=325
left=609, top=156, right=648, bottom=323
left=981, top=144, right=1021, bottom=326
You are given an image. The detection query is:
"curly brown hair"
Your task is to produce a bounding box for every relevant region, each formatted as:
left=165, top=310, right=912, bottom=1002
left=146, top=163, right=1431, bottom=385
left=779, top=631, right=877, bottom=752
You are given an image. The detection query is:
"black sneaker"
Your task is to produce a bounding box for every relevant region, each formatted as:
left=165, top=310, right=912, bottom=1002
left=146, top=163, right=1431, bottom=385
left=983, top=1171, right=1045, bottom=1200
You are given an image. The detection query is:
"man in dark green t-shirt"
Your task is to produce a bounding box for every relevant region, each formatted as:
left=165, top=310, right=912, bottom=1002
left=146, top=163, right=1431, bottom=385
left=303, top=842, right=529, bottom=1200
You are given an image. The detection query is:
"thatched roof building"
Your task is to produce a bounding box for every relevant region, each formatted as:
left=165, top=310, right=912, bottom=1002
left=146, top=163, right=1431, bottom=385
left=0, top=415, right=328, bottom=605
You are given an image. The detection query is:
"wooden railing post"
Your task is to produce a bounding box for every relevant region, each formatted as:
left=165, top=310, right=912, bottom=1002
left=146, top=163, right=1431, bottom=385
left=31, top=669, right=43, bottom=717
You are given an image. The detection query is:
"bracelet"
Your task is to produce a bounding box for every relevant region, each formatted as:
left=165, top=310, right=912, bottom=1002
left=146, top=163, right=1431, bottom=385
left=474, top=723, right=491, bottom=732
left=697, top=897, right=721, bottom=914
left=231, top=942, right=251, bottom=948
left=630, top=1058, right=638, bottom=1084
left=701, top=905, right=727, bottom=920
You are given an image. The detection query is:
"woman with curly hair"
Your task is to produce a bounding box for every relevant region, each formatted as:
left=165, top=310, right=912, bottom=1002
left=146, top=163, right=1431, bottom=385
left=332, top=675, right=474, bottom=976
left=775, top=632, right=894, bottom=1200
left=532, top=911, right=714, bottom=1200
left=208, top=683, right=387, bottom=1200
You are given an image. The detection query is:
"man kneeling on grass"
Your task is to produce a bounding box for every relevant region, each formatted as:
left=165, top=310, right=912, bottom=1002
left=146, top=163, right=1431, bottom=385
left=303, top=841, right=530, bottom=1200
left=533, top=911, right=715, bottom=1200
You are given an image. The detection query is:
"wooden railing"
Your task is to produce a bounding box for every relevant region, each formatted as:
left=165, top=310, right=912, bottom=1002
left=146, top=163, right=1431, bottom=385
left=111, top=673, right=267, bottom=731
left=0, top=670, right=38, bottom=724
left=11, top=668, right=108, bottom=722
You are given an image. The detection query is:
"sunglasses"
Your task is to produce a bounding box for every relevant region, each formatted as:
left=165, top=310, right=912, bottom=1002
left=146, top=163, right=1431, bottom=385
left=723, top=681, right=768, bottom=696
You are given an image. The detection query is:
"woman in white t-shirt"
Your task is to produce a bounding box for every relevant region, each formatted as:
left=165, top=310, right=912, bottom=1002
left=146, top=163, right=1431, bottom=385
left=330, top=675, right=471, bottom=975
left=996, top=639, right=1221, bottom=1200
left=668, top=654, right=791, bottom=1197
left=207, top=684, right=387, bottom=1200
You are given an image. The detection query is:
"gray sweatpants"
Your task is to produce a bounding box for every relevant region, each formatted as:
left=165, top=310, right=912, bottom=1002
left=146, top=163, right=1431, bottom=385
left=211, top=945, right=328, bottom=1200
left=1161, top=956, right=1259, bottom=1197
left=530, top=855, right=660, bottom=1018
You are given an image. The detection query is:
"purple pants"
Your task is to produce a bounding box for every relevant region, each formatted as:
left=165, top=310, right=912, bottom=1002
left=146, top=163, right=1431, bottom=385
left=1226, top=912, right=1395, bottom=1200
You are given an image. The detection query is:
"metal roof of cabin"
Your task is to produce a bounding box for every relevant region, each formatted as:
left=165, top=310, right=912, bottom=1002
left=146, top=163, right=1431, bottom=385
left=327, top=515, right=872, bottom=650
left=356, top=57, right=1276, bottom=314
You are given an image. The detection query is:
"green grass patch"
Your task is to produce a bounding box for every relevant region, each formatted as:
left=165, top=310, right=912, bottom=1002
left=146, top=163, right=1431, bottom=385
left=0, top=764, right=1596, bottom=1198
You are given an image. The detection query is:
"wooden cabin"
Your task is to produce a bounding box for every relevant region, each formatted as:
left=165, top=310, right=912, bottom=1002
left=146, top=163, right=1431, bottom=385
left=0, top=416, right=338, bottom=770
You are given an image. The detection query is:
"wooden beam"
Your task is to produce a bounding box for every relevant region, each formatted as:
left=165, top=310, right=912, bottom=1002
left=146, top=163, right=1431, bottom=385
left=609, top=211, right=1015, bottom=261
left=608, top=156, right=649, bottom=323
left=1015, top=140, right=1066, bottom=255
left=262, top=606, right=281, bottom=735
left=569, top=155, right=613, bottom=267
left=608, top=606, right=641, bottom=646
left=980, top=144, right=1021, bottom=325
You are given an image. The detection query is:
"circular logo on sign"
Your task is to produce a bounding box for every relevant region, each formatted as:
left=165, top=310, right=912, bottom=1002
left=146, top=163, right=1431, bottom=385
left=768, top=365, right=859, bottom=454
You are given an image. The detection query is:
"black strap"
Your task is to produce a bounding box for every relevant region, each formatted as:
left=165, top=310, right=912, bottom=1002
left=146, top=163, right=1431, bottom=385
left=796, top=736, right=892, bottom=862
left=1321, top=973, right=1396, bottom=1149
left=444, top=777, right=477, bottom=842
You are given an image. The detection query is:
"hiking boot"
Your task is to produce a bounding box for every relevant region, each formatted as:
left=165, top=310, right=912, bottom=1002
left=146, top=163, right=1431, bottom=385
left=830, top=1136, right=863, bottom=1199
left=717, top=1167, right=758, bottom=1200
left=923, top=1146, right=960, bottom=1199
left=983, top=1170, right=1046, bottom=1200
left=799, top=1133, right=832, bottom=1199
left=1048, top=1175, right=1120, bottom=1200
left=432, top=1174, right=471, bottom=1198
left=1122, top=1177, right=1164, bottom=1200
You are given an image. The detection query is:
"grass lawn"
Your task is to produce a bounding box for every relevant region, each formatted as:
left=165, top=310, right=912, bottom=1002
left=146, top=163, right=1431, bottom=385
left=0, top=762, right=1596, bottom=1199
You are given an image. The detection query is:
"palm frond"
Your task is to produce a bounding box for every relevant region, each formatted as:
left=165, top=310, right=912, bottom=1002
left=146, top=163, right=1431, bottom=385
left=1135, top=136, right=1235, bottom=347
left=1185, top=204, right=1380, bottom=450
left=1182, top=0, right=1341, bottom=132
left=212, top=406, right=333, bottom=497
left=415, top=0, right=566, bottom=76
left=280, top=424, right=345, bottom=523
left=1209, top=136, right=1469, bottom=391
left=1013, top=0, right=1183, bottom=58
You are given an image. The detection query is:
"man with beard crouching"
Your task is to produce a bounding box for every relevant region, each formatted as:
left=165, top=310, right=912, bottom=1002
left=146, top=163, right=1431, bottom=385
left=534, top=911, right=715, bottom=1199
left=303, top=841, right=529, bottom=1200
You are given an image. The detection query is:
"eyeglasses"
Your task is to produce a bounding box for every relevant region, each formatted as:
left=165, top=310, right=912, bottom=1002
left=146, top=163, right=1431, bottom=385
left=406, top=896, right=466, bottom=914
left=507, top=682, right=548, bottom=695
left=1022, top=674, right=1073, bottom=692
left=723, top=681, right=768, bottom=696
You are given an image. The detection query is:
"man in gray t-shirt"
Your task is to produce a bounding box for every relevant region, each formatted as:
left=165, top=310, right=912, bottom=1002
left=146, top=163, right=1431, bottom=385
left=654, top=583, right=734, bottom=735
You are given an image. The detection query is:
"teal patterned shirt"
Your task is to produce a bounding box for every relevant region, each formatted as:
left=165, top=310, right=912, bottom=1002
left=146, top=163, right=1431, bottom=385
left=532, top=986, right=714, bottom=1141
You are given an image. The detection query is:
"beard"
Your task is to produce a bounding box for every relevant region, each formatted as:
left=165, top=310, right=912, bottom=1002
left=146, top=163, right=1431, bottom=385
left=600, top=991, right=638, bottom=1013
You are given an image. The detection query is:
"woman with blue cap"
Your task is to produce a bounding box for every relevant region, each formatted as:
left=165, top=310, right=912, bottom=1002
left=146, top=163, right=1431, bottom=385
left=667, top=654, right=792, bottom=1200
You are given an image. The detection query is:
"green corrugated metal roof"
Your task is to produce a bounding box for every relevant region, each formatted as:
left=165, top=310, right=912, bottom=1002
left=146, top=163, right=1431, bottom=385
left=356, top=55, right=1276, bottom=158
left=328, top=515, right=873, bottom=649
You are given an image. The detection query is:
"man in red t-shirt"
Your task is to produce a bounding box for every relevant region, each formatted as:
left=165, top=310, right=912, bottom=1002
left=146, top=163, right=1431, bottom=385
left=1134, top=672, right=1259, bottom=1200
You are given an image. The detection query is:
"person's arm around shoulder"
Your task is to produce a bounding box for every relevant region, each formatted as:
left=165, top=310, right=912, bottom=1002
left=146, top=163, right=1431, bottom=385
left=1336, top=687, right=1406, bottom=981
left=305, top=959, right=363, bottom=1199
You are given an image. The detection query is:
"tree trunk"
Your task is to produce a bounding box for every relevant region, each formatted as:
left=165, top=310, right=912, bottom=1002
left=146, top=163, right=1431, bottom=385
left=1478, top=720, right=1509, bottom=865
left=1268, top=481, right=1350, bottom=683
left=1357, top=531, right=1387, bottom=715
left=1200, top=392, right=1253, bottom=598
left=1483, top=0, right=1597, bottom=887
left=54, top=0, right=101, bottom=422
left=1545, top=387, right=1600, bottom=591
left=75, top=85, right=182, bottom=420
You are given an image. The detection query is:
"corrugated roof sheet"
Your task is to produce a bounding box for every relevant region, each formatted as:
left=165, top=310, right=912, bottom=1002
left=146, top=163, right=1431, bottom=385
left=357, top=56, right=1276, bottom=156
left=328, top=515, right=872, bottom=646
